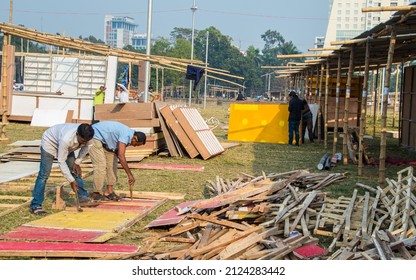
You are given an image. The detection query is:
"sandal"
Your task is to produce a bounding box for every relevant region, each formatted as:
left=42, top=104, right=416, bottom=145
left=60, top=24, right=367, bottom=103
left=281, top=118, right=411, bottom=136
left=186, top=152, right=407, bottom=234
left=105, top=192, right=121, bottom=201
left=30, top=207, right=48, bottom=215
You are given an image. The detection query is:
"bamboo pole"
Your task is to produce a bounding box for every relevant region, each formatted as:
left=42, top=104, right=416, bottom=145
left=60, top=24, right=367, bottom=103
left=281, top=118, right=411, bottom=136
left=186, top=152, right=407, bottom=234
left=362, top=6, right=416, bottom=12
left=161, top=67, right=164, bottom=102
left=128, top=62, right=132, bottom=91
left=377, top=68, right=384, bottom=120
left=379, top=28, right=397, bottom=186
left=276, top=53, right=333, bottom=59
left=318, top=63, right=324, bottom=143
left=1, top=35, right=9, bottom=141
left=343, top=46, right=354, bottom=165
left=359, top=39, right=371, bottom=176
left=373, top=67, right=379, bottom=137
left=324, top=60, right=330, bottom=149
left=332, top=53, right=342, bottom=157
left=393, top=63, right=400, bottom=127
left=370, top=70, right=375, bottom=117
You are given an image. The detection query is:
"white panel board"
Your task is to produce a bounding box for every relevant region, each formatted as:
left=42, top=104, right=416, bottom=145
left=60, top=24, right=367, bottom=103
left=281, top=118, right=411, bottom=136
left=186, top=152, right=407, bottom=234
left=105, top=56, right=118, bottom=104
left=11, top=95, right=37, bottom=116
left=51, top=57, right=79, bottom=97
left=30, top=108, right=70, bottom=127
left=79, top=99, right=94, bottom=121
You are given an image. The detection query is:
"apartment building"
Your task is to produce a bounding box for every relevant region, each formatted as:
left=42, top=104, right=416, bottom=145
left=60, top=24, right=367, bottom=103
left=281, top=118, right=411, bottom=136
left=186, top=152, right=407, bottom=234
left=104, top=15, right=138, bottom=48
left=324, top=0, right=410, bottom=47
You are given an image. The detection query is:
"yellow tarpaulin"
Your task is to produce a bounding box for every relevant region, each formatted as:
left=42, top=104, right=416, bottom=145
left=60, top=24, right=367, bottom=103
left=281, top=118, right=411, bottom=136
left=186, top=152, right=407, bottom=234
left=228, top=103, right=289, bottom=144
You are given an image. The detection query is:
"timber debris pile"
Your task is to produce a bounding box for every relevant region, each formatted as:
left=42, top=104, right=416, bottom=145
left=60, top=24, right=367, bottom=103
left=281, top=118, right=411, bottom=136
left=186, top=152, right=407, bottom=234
left=129, top=167, right=416, bottom=260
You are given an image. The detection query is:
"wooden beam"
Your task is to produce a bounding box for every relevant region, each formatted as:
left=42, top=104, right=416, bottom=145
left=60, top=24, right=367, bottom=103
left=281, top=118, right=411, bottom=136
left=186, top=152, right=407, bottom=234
left=362, top=6, right=416, bottom=12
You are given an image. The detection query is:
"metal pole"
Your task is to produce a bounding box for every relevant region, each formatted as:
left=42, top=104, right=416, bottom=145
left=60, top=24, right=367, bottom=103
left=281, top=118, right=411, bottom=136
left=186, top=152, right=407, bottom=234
left=144, top=0, right=153, bottom=103
left=188, top=0, right=197, bottom=106
left=203, top=31, right=209, bottom=109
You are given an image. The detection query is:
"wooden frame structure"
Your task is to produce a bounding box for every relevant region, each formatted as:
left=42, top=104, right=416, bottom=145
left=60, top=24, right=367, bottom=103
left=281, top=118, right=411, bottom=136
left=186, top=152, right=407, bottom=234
left=275, top=4, right=416, bottom=185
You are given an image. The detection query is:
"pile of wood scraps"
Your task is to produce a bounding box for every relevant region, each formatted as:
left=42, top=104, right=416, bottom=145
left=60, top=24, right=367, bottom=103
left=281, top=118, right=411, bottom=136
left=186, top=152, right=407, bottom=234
left=129, top=169, right=345, bottom=260
left=125, top=167, right=416, bottom=260
left=346, top=128, right=370, bottom=165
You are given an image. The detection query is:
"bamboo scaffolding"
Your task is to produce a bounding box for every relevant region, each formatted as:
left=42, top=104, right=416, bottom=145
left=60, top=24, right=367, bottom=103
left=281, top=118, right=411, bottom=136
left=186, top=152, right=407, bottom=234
left=332, top=53, right=342, bottom=157
left=358, top=39, right=370, bottom=177
left=343, top=46, right=355, bottom=165
left=379, top=28, right=397, bottom=186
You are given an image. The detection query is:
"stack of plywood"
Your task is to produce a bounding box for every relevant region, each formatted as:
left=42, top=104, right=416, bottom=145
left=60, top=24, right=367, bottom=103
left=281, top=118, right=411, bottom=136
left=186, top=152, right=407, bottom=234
left=94, top=103, right=165, bottom=156
left=158, top=103, right=224, bottom=160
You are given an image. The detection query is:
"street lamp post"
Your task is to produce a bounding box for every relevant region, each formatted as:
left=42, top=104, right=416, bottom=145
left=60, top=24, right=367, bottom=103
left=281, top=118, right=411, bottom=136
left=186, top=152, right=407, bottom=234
left=203, top=31, right=209, bottom=109
left=188, top=0, right=197, bottom=106
left=144, top=0, right=153, bottom=102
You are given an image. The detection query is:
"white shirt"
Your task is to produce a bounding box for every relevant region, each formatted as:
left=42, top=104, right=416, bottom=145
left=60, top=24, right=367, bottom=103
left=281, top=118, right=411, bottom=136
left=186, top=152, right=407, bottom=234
left=118, top=90, right=129, bottom=103
left=42, top=124, right=92, bottom=183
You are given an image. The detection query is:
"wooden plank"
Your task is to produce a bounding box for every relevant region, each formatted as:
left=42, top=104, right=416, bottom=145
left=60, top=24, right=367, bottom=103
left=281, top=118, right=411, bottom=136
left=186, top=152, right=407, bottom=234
left=289, top=191, right=317, bottom=233
left=172, top=107, right=224, bottom=160
left=159, top=105, right=199, bottom=158
left=218, top=227, right=279, bottom=260
left=127, top=163, right=204, bottom=172
left=188, top=213, right=249, bottom=231
left=154, top=101, right=180, bottom=157
left=116, top=190, right=185, bottom=200
left=146, top=200, right=201, bottom=228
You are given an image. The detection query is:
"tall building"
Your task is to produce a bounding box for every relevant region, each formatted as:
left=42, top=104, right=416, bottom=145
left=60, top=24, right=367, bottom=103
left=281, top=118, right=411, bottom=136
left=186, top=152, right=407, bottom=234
left=104, top=15, right=138, bottom=48
left=131, top=33, right=148, bottom=50
left=324, top=0, right=410, bottom=47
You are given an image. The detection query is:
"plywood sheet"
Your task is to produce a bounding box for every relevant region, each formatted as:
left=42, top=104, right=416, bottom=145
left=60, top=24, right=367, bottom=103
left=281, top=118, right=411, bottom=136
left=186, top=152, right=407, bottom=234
left=0, top=226, right=106, bottom=242
left=172, top=107, right=224, bottom=160
left=8, top=140, right=41, bottom=147
left=0, top=161, right=55, bottom=183
left=146, top=200, right=202, bottom=228
left=14, top=198, right=165, bottom=243
left=228, top=103, right=289, bottom=144
left=159, top=105, right=199, bottom=158
left=0, top=241, right=139, bottom=258
left=30, top=108, right=73, bottom=127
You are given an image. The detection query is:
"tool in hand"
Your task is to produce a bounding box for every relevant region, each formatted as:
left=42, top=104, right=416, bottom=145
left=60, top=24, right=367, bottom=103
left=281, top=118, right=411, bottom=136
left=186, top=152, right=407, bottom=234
left=129, top=183, right=134, bottom=200
left=74, top=191, right=83, bottom=212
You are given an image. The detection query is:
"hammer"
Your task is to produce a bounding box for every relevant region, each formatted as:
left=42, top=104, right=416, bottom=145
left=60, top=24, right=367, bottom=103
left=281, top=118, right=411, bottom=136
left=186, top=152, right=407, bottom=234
left=129, top=183, right=134, bottom=200
left=74, top=191, right=83, bottom=212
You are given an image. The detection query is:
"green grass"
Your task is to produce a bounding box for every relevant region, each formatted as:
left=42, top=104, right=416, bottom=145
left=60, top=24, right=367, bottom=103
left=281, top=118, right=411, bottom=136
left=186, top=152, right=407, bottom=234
left=0, top=103, right=414, bottom=253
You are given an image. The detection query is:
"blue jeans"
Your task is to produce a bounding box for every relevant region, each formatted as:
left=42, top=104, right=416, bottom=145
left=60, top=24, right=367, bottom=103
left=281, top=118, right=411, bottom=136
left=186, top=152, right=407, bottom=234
left=30, top=147, right=89, bottom=209
left=288, top=120, right=300, bottom=145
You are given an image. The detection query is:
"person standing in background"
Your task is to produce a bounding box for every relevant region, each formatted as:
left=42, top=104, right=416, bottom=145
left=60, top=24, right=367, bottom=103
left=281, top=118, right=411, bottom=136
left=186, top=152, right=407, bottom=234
left=301, top=98, right=314, bottom=144
left=93, top=85, right=106, bottom=124
left=116, top=83, right=130, bottom=103
left=287, top=91, right=303, bottom=146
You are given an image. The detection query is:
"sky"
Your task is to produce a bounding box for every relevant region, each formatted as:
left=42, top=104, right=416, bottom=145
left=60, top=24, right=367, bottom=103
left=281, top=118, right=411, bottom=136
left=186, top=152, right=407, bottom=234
left=0, top=0, right=330, bottom=53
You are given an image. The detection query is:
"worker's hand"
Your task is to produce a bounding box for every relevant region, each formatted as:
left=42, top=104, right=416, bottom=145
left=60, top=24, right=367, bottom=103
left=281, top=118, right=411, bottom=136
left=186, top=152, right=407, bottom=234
left=71, top=180, right=79, bottom=193
left=72, top=163, right=82, bottom=177
left=128, top=174, right=135, bottom=186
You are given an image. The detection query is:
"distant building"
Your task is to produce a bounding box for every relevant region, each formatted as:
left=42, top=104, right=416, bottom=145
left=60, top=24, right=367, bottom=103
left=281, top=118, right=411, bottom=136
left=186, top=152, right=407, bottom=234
left=131, top=33, right=148, bottom=50
left=324, top=0, right=410, bottom=47
left=314, top=36, right=325, bottom=49
left=104, top=15, right=138, bottom=48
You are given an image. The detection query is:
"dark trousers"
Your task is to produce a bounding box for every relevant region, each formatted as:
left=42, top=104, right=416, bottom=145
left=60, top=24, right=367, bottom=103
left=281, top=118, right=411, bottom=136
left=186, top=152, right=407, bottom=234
left=302, top=117, right=314, bottom=143
left=288, top=120, right=300, bottom=146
